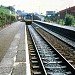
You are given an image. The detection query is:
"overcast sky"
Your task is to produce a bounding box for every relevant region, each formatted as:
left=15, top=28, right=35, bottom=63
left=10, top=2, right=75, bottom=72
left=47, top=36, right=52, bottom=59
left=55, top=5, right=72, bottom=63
left=0, top=0, right=75, bottom=15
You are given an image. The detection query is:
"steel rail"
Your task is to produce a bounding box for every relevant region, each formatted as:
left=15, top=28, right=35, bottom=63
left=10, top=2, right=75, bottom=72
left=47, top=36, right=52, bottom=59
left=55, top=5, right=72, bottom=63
left=28, top=25, right=75, bottom=75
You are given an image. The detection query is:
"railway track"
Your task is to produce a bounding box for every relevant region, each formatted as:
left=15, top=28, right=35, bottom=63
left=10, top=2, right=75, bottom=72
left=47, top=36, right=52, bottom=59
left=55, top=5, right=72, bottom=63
left=27, top=25, right=75, bottom=75
left=27, top=26, right=46, bottom=75
left=32, top=23, right=75, bottom=68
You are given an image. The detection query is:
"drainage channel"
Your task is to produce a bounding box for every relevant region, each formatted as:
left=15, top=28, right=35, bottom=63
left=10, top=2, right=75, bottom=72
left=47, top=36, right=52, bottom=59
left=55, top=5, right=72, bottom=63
left=28, top=25, right=74, bottom=75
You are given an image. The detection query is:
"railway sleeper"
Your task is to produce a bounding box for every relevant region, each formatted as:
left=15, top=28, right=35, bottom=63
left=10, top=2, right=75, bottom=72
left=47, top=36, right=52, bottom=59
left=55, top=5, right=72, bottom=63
left=31, top=53, right=36, bottom=56
left=67, top=60, right=73, bottom=63
left=46, top=68, right=72, bottom=74
left=33, top=71, right=42, bottom=75
left=28, top=43, right=33, bottom=45
left=42, top=57, right=59, bottom=61
left=45, top=54, right=56, bottom=57
left=31, top=57, right=37, bottom=59
left=31, top=60, right=38, bottom=63
left=30, top=50, right=36, bottom=53
left=47, top=71, right=72, bottom=75
left=32, top=68, right=42, bottom=71
left=30, top=52, right=36, bottom=54
left=29, top=44, right=34, bottom=46
left=45, top=66, right=66, bottom=69
left=29, top=47, right=34, bottom=49
left=32, top=65, right=40, bottom=69
left=43, top=61, right=62, bottom=64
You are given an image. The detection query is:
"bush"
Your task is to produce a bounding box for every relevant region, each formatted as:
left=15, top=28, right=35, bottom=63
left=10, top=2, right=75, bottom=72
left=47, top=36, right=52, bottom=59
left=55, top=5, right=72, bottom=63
left=0, top=11, right=17, bottom=27
left=65, top=14, right=75, bottom=26
left=10, top=14, right=17, bottom=22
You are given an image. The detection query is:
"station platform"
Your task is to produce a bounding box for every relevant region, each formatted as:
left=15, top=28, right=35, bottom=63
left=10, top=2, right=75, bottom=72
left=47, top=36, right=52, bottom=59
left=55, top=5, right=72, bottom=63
left=0, top=25, right=31, bottom=75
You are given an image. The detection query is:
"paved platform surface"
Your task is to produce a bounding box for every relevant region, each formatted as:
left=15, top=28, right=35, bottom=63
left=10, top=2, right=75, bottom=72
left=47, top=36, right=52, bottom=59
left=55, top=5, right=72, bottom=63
left=11, top=22, right=26, bottom=75
left=0, top=22, right=30, bottom=75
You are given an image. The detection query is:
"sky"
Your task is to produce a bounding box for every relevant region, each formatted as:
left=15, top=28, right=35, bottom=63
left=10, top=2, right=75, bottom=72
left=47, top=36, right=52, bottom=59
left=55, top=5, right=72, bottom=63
left=0, top=0, right=75, bottom=15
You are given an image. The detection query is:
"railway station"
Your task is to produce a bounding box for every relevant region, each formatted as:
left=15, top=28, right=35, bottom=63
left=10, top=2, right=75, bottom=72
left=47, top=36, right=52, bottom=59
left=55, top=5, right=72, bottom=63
left=0, top=0, right=75, bottom=75
left=0, top=20, right=75, bottom=75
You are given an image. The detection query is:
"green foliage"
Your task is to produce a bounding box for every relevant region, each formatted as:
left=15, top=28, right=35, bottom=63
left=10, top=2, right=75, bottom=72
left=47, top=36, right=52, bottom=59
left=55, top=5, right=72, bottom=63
left=44, top=16, right=49, bottom=22
left=65, top=14, right=75, bottom=26
left=0, top=8, right=17, bottom=27
left=0, top=7, right=10, bottom=14
left=45, top=13, right=75, bottom=27
left=57, top=19, right=65, bottom=25
left=0, top=13, right=17, bottom=27
left=10, top=14, right=17, bottom=22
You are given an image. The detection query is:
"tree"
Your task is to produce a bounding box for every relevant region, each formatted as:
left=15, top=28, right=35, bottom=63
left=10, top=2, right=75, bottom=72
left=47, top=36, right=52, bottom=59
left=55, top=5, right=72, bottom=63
left=65, top=14, right=75, bottom=26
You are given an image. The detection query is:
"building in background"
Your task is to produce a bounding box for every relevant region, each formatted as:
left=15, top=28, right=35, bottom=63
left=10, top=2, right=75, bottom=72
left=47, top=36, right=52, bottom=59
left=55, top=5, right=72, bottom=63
left=59, top=6, right=75, bottom=19
left=46, top=11, right=55, bottom=16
